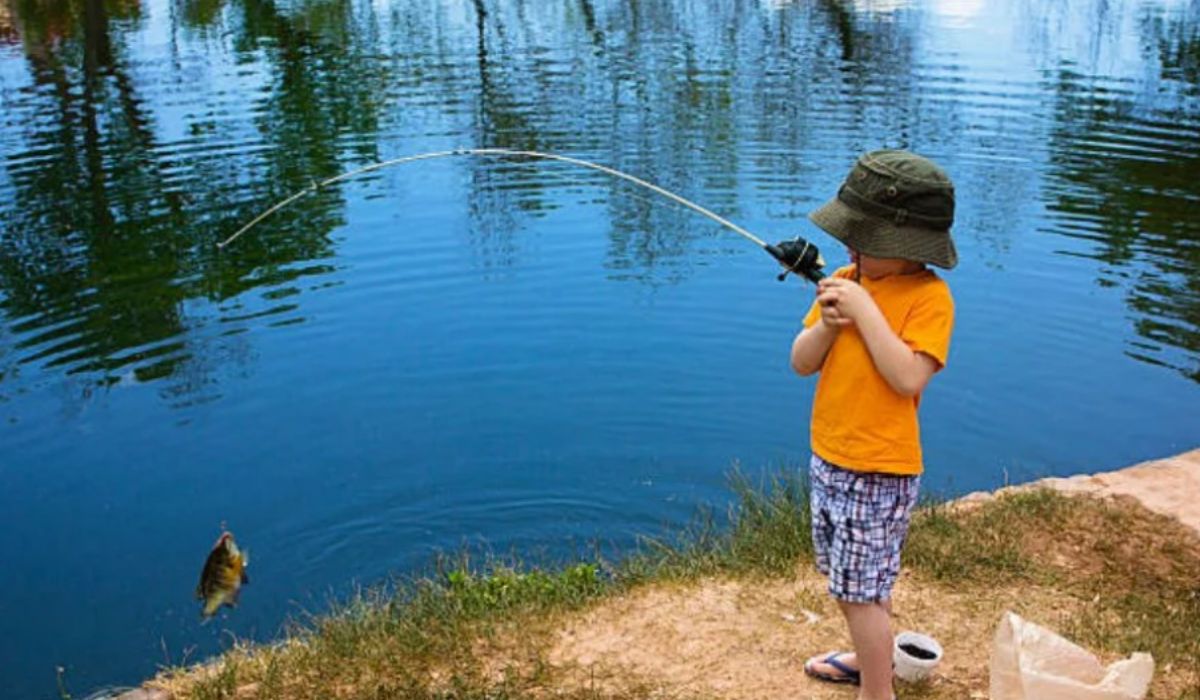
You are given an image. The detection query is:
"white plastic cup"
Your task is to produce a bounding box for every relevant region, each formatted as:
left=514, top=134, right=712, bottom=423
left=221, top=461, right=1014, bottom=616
left=893, top=630, right=943, bottom=682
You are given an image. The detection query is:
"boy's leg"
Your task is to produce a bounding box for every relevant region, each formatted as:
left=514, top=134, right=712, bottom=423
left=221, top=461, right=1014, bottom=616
left=841, top=599, right=894, bottom=700
left=804, top=456, right=918, bottom=698
left=804, top=598, right=892, bottom=681
left=805, top=455, right=869, bottom=683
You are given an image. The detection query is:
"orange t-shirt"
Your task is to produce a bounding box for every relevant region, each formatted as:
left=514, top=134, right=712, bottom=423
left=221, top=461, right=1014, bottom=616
left=802, top=266, right=954, bottom=476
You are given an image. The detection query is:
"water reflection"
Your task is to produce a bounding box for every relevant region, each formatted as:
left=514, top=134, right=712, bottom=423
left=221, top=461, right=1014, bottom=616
left=1038, top=0, right=1200, bottom=382
left=0, top=0, right=1198, bottom=399
left=0, top=0, right=387, bottom=407
left=3, top=0, right=194, bottom=397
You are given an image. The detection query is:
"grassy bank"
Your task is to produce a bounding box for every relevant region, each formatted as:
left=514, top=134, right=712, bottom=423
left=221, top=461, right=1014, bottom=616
left=149, top=470, right=1200, bottom=700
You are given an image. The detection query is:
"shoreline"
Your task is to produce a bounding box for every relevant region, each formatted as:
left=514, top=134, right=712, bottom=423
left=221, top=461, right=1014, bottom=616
left=956, top=448, right=1200, bottom=536
left=115, top=447, right=1200, bottom=700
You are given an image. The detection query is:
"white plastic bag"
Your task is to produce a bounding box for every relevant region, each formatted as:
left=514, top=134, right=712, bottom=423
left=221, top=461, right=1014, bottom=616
left=989, top=611, right=1154, bottom=700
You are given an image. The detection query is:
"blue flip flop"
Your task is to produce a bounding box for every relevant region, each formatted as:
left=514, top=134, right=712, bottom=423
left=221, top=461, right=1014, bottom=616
left=804, top=651, right=861, bottom=685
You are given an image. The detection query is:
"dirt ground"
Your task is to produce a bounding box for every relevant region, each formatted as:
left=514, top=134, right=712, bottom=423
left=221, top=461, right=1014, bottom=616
left=546, top=571, right=1073, bottom=700
left=543, top=451, right=1200, bottom=700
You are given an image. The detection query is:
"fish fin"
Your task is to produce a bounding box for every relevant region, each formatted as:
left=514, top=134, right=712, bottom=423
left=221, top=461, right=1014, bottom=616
left=241, top=570, right=250, bottom=585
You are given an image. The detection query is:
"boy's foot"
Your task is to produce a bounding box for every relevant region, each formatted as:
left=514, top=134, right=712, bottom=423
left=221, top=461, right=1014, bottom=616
left=803, top=651, right=861, bottom=685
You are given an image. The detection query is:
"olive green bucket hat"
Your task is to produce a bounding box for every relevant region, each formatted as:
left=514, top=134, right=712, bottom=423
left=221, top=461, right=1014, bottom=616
left=808, top=149, right=957, bottom=269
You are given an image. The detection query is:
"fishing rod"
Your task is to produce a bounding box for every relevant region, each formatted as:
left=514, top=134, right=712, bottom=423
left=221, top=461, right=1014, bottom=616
left=217, top=148, right=827, bottom=284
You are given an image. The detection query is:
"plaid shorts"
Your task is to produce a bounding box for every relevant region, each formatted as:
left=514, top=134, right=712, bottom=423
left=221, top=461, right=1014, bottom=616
left=809, top=454, right=920, bottom=603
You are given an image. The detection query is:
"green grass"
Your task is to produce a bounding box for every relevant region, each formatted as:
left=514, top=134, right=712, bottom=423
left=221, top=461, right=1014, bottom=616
left=905, top=488, right=1079, bottom=584
left=171, top=558, right=618, bottom=699
left=621, top=466, right=813, bottom=582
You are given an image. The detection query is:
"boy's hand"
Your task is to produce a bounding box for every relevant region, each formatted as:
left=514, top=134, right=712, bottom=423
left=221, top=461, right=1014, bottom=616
left=817, top=289, right=852, bottom=328
left=817, top=278, right=876, bottom=323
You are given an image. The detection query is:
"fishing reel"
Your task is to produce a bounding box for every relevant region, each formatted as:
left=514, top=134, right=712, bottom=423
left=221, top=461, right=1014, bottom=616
left=765, top=235, right=826, bottom=284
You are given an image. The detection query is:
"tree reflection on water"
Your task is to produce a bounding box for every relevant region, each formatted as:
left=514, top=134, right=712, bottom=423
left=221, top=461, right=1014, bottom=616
left=0, top=0, right=1197, bottom=409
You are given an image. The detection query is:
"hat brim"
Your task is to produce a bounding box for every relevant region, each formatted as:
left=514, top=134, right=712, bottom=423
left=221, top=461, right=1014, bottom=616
left=808, top=196, right=958, bottom=270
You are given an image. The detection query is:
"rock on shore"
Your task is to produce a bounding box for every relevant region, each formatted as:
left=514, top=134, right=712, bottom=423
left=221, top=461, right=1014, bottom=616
left=957, top=449, right=1200, bottom=535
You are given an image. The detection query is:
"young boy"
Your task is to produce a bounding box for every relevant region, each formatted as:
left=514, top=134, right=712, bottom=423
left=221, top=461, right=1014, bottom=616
left=790, top=150, right=956, bottom=700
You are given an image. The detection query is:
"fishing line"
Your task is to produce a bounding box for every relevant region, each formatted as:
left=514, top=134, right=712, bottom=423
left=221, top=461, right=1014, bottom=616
left=217, top=147, right=825, bottom=282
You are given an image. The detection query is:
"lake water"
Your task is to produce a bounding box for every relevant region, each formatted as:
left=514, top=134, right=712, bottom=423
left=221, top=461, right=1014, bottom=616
left=1, top=0, right=1198, bottom=696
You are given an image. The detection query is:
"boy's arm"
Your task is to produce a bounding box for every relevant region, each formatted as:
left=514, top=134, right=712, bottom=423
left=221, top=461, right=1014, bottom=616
left=852, top=309, right=939, bottom=397
left=816, top=278, right=945, bottom=396
left=791, top=291, right=851, bottom=375
left=790, top=321, right=839, bottom=376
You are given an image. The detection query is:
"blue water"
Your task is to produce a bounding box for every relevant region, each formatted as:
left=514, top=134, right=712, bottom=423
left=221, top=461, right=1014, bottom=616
left=1, top=0, right=1199, bottom=696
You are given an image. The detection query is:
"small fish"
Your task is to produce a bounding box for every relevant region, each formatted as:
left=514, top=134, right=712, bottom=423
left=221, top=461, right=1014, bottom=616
left=195, top=531, right=249, bottom=618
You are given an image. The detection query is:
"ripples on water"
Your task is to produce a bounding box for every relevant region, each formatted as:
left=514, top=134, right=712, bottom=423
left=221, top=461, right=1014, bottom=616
left=1, top=0, right=1198, bottom=696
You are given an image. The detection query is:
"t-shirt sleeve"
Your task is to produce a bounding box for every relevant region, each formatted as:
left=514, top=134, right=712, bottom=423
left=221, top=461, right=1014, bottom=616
left=802, top=299, right=821, bottom=328
left=901, top=283, right=955, bottom=369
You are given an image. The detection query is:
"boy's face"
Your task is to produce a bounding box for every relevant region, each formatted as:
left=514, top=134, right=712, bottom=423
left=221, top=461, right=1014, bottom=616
left=849, top=248, right=925, bottom=280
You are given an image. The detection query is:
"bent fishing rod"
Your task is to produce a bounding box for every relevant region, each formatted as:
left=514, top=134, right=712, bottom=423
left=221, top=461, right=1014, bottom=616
left=217, top=148, right=827, bottom=284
